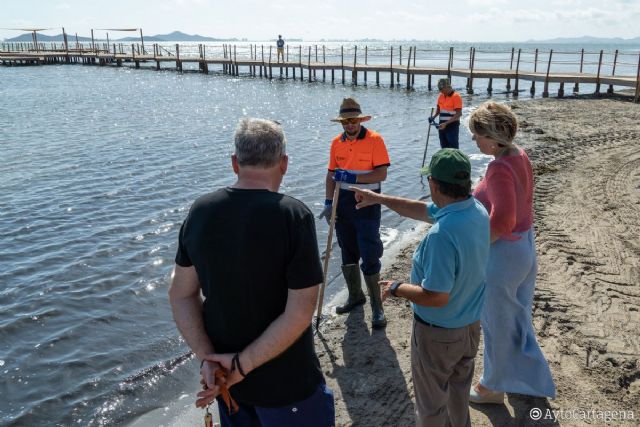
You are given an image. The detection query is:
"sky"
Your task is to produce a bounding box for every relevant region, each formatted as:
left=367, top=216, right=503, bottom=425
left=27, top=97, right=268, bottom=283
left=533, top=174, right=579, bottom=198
left=2, top=0, right=639, bottom=42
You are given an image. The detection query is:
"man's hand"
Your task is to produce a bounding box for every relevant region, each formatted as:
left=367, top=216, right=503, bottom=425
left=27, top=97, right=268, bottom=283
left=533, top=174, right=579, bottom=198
left=333, top=169, right=357, bottom=184
left=379, top=280, right=394, bottom=302
left=317, top=199, right=332, bottom=225
left=202, top=352, right=250, bottom=390
left=439, top=122, right=447, bottom=130
left=195, top=360, right=222, bottom=408
left=351, top=187, right=380, bottom=209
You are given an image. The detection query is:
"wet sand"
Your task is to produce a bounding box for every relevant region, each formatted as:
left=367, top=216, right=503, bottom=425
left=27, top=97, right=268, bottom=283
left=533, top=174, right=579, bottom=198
left=317, top=94, right=640, bottom=426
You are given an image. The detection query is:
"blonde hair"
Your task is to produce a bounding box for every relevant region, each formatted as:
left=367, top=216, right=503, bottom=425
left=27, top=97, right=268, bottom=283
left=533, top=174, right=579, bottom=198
left=468, top=102, right=518, bottom=147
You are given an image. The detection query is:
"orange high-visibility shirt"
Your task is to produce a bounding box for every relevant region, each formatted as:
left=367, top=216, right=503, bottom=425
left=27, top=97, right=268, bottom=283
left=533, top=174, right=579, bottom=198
left=437, top=91, right=462, bottom=123
left=327, top=126, right=390, bottom=190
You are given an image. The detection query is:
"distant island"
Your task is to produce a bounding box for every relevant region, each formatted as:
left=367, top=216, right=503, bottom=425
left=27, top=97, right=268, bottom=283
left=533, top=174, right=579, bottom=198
left=4, top=30, right=239, bottom=43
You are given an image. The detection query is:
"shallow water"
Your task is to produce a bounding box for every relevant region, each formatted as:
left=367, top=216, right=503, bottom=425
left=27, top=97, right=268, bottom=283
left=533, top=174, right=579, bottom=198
left=0, top=40, right=633, bottom=425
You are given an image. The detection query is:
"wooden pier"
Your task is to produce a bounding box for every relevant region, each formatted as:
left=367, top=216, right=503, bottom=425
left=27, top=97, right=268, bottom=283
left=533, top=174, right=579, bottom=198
left=2, top=42, right=639, bottom=102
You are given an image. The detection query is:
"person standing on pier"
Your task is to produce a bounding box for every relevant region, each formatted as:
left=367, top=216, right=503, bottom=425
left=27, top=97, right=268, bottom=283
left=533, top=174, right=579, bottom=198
left=429, top=78, right=463, bottom=149
left=169, top=118, right=335, bottom=426
left=318, top=97, right=390, bottom=329
left=276, top=35, right=285, bottom=62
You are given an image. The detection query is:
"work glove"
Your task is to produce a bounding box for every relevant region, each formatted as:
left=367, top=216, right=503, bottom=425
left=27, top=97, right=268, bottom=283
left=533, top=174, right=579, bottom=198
left=428, top=116, right=435, bottom=124
left=318, top=199, right=332, bottom=225
left=333, top=169, right=357, bottom=184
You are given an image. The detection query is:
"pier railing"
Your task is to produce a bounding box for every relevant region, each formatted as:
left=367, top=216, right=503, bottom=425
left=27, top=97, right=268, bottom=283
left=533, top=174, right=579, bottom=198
left=2, top=42, right=639, bottom=102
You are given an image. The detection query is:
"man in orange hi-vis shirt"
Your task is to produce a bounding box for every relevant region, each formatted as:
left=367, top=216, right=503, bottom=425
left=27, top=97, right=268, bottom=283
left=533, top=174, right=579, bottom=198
left=429, top=78, right=463, bottom=149
left=318, top=97, right=390, bottom=329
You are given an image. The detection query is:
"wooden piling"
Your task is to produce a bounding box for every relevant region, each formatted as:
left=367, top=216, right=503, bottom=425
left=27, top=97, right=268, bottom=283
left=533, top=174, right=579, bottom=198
left=314, top=45, right=317, bottom=80
left=364, top=46, right=368, bottom=84
left=308, top=46, right=312, bottom=83
left=323, top=45, right=326, bottom=82
left=299, top=45, right=303, bottom=82
left=447, top=47, right=453, bottom=79
left=468, top=47, right=475, bottom=94
left=542, top=49, right=553, bottom=98
left=607, top=50, right=618, bottom=94
left=531, top=48, right=538, bottom=95
left=487, top=77, right=493, bottom=94
left=353, top=45, right=358, bottom=85
left=574, top=48, right=584, bottom=93
left=513, top=48, right=521, bottom=96
left=405, top=46, right=412, bottom=90
left=133, top=44, right=140, bottom=69
left=390, top=46, right=394, bottom=88
left=506, top=47, right=514, bottom=91
left=176, top=44, right=181, bottom=72
left=397, top=46, right=401, bottom=85
left=595, top=49, right=603, bottom=94
left=269, top=46, right=273, bottom=79
left=341, top=46, right=345, bottom=84
left=558, top=82, right=565, bottom=98
left=412, top=46, right=416, bottom=87
left=466, top=47, right=472, bottom=91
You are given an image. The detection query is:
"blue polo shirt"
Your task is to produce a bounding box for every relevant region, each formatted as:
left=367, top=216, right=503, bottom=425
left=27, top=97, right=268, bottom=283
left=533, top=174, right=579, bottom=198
left=411, top=197, right=490, bottom=328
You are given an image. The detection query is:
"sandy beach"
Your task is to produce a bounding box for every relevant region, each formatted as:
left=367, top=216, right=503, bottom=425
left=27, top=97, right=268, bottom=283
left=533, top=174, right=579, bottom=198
left=315, top=93, right=640, bottom=426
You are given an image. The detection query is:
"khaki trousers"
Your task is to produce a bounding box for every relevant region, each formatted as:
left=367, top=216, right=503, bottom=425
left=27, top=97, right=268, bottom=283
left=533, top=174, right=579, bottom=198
left=411, top=319, right=480, bottom=427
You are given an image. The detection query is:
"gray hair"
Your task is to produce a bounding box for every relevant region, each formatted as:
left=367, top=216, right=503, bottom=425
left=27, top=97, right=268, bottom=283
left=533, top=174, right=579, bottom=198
left=468, top=102, right=518, bottom=147
left=234, top=118, right=286, bottom=167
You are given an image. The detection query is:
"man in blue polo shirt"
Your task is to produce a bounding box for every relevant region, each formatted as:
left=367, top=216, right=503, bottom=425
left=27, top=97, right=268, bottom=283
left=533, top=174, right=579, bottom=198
left=351, top=148, right=489, bottom=427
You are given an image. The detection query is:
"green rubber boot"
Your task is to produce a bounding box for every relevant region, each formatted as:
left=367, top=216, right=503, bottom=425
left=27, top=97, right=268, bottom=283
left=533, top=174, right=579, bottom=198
left=364, top=273, right=387, bottom=329
left=335, top=264, right=366, bottom=314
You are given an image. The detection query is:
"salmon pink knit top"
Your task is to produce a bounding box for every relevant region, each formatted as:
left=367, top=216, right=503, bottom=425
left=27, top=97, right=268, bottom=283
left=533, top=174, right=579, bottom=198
left=473, top=148, right=534, bottom=240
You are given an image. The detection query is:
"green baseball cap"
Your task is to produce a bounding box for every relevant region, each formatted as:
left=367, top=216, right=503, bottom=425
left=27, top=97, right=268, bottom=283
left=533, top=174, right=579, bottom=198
left=420, top=148, right=471, bottom=185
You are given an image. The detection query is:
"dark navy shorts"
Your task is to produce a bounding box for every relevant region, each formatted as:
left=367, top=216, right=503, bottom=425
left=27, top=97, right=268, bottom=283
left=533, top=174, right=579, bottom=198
left=218, top=384, right=335, bottom=427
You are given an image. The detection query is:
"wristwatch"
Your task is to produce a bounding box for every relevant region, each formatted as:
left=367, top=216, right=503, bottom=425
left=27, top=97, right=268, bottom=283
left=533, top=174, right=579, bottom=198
left=389, top=281, right=402, bottom=297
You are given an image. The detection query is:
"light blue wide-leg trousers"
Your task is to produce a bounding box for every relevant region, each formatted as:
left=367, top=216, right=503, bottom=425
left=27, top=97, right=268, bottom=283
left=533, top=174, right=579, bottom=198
left=480, top=228, right=556, bottom=398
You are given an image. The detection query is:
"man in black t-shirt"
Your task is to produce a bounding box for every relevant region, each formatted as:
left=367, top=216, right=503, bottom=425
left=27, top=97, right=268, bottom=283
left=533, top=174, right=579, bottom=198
left=169, top=118, right=334, bottom=426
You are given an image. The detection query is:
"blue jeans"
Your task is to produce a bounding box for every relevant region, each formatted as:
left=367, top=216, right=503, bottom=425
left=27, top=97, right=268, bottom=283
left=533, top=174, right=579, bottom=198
left=218, top=384, right=335, bottom=427
left=438, top=121, right=460, bottom=149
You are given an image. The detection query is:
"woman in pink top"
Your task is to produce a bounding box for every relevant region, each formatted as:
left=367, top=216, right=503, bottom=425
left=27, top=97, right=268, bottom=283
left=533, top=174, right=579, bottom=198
left=468, top=102, right=555, bottom=404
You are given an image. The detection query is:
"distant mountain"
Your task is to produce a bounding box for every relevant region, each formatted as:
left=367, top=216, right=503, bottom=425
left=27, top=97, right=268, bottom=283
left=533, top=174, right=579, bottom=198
left=117, top=36, right=165, bottom=42
left=5, top=33, right=92, bottom=42
left=527, top=36, right=640, bottom=44
left=4, top=30, right=237, bottom=42
left=152, top=31, right=235, bottom=42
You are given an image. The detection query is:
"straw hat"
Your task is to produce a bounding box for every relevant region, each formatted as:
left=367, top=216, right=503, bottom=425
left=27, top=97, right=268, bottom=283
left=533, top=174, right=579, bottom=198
left=331, top=97, right=372, bottom=122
